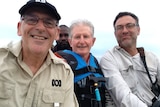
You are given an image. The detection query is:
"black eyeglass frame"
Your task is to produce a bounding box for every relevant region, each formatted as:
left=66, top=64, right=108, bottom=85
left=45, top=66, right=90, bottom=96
left=115, top=23, right=139, bottom=31
left=21, top=14, right=58, bottom=28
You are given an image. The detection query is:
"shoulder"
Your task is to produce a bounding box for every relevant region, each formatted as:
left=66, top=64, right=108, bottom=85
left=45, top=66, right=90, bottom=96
left=100, top=46, right=123, bottom=68
left=54, top=50, right=76, bottom=61
left=0, top=47, right=9, bottom=60
left=145, top=51, right=158, bottom=58
left=54, top=50, right=78, bottom=70
left=0, top=47, right=8, bottom=54
left=0, top=41, right=21, bottom=58
left=101, top=46, right=118, bottom=59
left=50, top=53, right=74, bottom=76
left=55, top=50, right=71, bottom=57
left=145, top=50, right=160, bottom=63
left=0, top=42, right=12, bottom=52
left=49, top=50, right=71, bottom=70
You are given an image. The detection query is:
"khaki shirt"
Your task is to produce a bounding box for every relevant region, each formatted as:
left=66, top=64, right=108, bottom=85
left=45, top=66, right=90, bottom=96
left=0, top=41, right=79, bottom=107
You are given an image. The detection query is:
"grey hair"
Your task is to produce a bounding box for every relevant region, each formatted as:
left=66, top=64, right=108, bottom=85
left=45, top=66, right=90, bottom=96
left=69, top=19, right=94, bottom=38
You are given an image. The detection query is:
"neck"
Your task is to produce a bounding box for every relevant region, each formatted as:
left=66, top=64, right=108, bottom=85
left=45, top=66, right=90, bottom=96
left=22, top=52, right=47, bottom=75
left=82, top=54, right=90, bottom=64
left=123, top=47, right=138, bottom=56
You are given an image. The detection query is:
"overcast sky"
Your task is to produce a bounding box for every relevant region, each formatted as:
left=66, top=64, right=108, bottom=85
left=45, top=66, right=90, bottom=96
left=0, top=0, right=160, bottom=59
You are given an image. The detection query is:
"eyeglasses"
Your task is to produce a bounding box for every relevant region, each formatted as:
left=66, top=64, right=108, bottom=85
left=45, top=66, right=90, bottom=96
left=115, top=23, right=138, bottom=31
left=60, top=33, right=69, bottom=38
left=21, top=15, right=57, bottom=28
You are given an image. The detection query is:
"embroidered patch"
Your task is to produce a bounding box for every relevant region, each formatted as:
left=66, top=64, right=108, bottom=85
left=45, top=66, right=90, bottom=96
left=52, top=79, right=61, bottom=87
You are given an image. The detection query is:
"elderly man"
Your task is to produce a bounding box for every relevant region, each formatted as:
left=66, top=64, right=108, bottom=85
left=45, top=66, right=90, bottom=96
left=0, top=0, right=78, bottom=107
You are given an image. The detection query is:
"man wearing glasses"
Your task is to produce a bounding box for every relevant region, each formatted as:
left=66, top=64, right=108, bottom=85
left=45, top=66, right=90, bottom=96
left=0, top=0, right=78, bottom=107
left=100, top=12, right=160, bottom=107
left=52, top=25, right=72, bottom=52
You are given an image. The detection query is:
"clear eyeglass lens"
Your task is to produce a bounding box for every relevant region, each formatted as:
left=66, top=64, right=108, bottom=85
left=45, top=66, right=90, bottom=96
left=22, top=15, right=57, bottom=28
left=115, top=23, right=137, bottom=31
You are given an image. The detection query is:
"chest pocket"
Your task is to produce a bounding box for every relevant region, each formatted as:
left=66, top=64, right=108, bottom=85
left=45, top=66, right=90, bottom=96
left=38, top=89, right=65, bottom=107
left=120, top=66, right=137, bottom=90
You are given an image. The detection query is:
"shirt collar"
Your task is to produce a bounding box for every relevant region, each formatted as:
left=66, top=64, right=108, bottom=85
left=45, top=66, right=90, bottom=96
left=6, top=40, right=64, bottom=65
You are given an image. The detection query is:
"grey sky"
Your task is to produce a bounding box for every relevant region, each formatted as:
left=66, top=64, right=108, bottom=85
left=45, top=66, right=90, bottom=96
left=0, top=0, right=160, bottom=60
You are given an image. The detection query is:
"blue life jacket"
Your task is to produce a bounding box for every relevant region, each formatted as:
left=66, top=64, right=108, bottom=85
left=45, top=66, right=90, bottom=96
left=55, top=50, right=106, bottom=107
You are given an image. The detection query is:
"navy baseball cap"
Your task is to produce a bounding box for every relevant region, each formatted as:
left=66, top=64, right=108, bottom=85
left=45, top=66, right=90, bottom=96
left=19, top=0, right=61, bottom=21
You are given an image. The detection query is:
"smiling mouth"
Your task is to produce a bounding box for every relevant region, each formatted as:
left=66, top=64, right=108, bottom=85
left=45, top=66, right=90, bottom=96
left=31, top=35, right=47, bottom=40
left=78, top=46, right=86, bottom=48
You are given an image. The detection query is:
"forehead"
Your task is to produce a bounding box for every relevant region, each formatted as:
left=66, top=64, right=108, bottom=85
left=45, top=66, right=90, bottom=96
left=72, top=24, right=91, bottom=34
left=60, top=27, right=69, bottom=33
left=115, top=15, right=136, bottom=26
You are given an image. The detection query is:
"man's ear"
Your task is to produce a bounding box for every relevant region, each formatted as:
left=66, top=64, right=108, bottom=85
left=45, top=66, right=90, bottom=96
left=68, top=38, right=72, bottom=46
left=17, top=22, right=22, bottom=36
left=55, top=27, right=60, bottom=40
left=137, top=26, right=140, bottom=36
left=92, top=37, right=96, bottom=46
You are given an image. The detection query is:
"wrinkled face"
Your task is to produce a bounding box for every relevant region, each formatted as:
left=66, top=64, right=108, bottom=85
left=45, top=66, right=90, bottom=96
left=69, top=24, right=95, bottom=58
left=17, top=10, right=59, bottom=55
left=114, top=15, right=140, bottom=48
